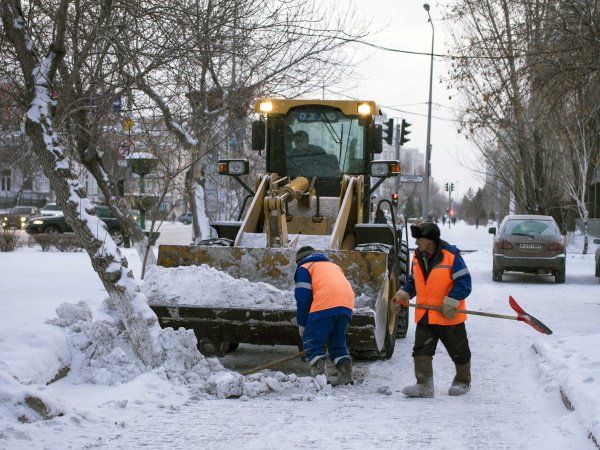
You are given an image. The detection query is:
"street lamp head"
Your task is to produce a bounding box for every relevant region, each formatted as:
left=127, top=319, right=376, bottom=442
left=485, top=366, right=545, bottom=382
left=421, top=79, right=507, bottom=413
left=423, top=3, right=430, bottom=12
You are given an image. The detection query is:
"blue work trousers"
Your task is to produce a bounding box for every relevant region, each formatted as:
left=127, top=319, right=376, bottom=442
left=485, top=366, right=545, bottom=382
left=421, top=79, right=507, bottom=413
left=302, top=315, right=351, bottom=364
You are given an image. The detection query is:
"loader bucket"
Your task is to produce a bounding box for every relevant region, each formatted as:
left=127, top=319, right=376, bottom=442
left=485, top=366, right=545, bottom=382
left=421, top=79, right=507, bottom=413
left=147, top=245, right=395, bottom=357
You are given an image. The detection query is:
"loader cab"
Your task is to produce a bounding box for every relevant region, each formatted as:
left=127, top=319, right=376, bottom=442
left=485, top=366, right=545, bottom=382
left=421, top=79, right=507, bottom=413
left=254, top=100, right=378, bottom=197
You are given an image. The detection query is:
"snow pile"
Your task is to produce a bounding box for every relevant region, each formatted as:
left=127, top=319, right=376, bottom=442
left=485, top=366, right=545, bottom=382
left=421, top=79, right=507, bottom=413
left=143, top=264, right=295, bottom=309
left=534, top=335, right=600, bottom=442
left=0, top=362, right=66, bottom=427
left=47, top=300, right=330, bottom=400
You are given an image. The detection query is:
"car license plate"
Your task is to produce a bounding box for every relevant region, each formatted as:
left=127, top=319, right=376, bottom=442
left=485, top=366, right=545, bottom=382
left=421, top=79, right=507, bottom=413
left=520, top=243, right=542, bottom=249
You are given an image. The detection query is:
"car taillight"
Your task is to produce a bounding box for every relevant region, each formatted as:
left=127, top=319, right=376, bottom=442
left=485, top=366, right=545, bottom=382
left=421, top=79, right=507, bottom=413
left=496, top=239, right=513, bottom=250
left=548, top=242, right=564, bottom=251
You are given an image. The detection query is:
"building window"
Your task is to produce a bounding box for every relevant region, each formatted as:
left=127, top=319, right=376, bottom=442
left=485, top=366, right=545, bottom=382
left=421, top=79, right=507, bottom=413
left=1, top=169, right=11, bottom=192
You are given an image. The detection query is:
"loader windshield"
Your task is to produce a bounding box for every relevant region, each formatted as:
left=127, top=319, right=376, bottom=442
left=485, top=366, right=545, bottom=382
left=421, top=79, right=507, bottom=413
left=267, top=106, right=367, bottom=180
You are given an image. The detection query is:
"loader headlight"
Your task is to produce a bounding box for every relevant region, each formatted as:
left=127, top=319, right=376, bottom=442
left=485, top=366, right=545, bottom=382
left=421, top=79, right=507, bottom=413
left=259, top=101, right=273, bottom=113
left=357, top=103, right=372, bottom=115
left=370, top=160, right=401, bottom=178
left=218, top=159, right=249, bottom=176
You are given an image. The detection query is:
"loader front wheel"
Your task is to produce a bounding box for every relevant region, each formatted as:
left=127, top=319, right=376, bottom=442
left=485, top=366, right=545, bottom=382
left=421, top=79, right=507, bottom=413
left=396, top=306, right=409, bottom=338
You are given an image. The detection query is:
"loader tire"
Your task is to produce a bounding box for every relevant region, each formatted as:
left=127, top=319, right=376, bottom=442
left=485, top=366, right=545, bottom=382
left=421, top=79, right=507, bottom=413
left=396, top=306, right=409, bottom=338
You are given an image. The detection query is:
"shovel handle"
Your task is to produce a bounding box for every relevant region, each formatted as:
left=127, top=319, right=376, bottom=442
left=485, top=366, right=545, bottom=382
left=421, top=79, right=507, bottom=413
left=408, top=303, right=518, bottom=321
left=240, top=351, right=305, bottom=376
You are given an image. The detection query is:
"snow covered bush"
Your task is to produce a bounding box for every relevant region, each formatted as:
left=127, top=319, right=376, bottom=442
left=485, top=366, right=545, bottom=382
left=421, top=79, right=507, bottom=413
left=33, top=234, right=84, bottom=252
left=0, top=228, right=20, bottom=252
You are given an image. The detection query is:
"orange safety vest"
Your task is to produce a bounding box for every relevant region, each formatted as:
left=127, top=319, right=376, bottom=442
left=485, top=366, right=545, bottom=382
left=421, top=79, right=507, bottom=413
left=412, top=249, right=467, bottom=325
left=301, top=261, right=355, bottom=313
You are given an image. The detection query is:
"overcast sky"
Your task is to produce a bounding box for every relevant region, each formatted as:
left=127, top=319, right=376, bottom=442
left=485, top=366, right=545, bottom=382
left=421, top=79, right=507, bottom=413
left=315, top=0, right=485, bottom=199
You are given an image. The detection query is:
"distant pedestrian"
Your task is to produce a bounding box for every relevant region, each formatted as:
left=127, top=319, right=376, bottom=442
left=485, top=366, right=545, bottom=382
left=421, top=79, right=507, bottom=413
left=294, top=246, right=355, bottom=385
left=475, top=217, right=479, bottom=229
left=392, top=221, right=472, bottom=397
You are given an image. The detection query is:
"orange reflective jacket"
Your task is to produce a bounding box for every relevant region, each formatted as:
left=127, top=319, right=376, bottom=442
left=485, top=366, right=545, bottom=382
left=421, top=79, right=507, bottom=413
left=412, top=249, right=467, bottom=325
left=302, top=261, right=355, bottom=313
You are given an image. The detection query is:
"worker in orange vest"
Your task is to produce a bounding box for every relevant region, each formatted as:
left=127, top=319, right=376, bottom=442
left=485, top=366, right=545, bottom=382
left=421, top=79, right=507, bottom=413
left=294, top=246, right=355, bottom=385
left=393, top=221, right=472, bottom=397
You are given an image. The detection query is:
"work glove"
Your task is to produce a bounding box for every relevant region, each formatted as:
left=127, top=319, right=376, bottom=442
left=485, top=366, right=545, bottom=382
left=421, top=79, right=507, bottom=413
left=391, top=290, right=410, bottom=315
left=393, top=290, right=410, bottom=307
left=441, top=296, right=459, bottom=319
left=298, top=326, right=305, bottom=337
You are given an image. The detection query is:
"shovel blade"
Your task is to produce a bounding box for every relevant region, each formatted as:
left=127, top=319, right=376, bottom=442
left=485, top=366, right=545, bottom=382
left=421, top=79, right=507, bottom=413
left=509, top=296, right=553, bottom=335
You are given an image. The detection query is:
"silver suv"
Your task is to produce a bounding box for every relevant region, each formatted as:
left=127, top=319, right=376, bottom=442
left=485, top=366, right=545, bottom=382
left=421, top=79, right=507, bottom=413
left=489, top=215, right=566, bottom=283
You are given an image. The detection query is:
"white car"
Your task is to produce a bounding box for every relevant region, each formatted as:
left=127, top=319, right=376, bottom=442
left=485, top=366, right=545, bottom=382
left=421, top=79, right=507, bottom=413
left=40, top=203, right=64, bottom=217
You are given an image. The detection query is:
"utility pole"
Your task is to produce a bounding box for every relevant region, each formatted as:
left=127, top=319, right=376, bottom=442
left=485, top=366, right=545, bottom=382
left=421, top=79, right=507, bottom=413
left=421, top=3, right=435, bottom=220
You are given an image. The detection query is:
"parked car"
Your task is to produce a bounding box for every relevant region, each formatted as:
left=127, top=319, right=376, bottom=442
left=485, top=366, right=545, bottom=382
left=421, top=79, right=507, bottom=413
left=489, top=214, right=566, bottom=283
left=25, top=204, right=134, bottom=246
left=1, top=205, right=41, bottom=229
left=594, top=238, right=600, bottom=283
left=40, top=202, right=64, bottom=217
left=178, top=212, right=193, bottom=225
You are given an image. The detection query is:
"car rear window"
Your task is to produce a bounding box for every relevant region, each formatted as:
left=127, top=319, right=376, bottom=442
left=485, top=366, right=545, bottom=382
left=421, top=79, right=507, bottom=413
left=503, top=219, right=558, bottom=236
left=43, top=204, right=60, bottom=210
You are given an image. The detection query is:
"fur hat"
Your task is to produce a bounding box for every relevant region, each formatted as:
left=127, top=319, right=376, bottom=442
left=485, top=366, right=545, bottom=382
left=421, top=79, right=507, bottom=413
left=295, top=246, right=316, bottom=264
left=410, top=221, right=441, bottom=243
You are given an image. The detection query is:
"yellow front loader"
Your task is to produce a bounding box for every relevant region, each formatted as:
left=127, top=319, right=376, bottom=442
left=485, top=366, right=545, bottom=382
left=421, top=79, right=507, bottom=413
left=147, top=99, right=410, bottom=359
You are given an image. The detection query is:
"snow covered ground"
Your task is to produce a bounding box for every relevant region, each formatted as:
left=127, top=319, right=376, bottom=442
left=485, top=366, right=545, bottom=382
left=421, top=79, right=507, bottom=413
left=1, top=222, right=599, bottom=449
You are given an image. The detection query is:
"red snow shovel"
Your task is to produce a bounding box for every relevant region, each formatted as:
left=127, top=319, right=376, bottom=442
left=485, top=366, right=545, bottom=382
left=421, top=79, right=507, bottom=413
left=407, top=295, right=553, bottom=335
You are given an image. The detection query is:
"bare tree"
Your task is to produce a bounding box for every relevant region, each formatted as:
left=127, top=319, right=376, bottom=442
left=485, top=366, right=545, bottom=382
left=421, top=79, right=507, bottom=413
left=117, top=0, right=367, bottom=241
left=1, top=0, right=160, bottom=364
left=445, top=0, right=564, bottom=214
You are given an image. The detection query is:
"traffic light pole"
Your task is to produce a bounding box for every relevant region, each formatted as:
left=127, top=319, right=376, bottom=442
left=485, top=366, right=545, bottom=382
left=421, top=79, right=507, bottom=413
left=448, top=187, right=452, bottom=228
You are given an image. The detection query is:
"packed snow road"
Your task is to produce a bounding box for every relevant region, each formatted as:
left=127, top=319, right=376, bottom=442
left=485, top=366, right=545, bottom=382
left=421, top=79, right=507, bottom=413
left=1, top=222, right=598, bottom=449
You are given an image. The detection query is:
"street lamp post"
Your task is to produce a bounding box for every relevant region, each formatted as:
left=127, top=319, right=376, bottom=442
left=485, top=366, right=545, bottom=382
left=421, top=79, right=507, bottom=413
left=422, top=3, right=435, bottom=220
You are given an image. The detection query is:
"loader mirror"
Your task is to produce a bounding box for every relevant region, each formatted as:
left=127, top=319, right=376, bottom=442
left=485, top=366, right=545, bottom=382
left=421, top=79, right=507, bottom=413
left=488, top=227, right=496, bottom=235
left=373, top=124, right=383, bottom=154
left=370, top=160, right=401, bottom=178
left=218, top=159, right=249, bottom=176
left=251, top=120, right=265, bottom=151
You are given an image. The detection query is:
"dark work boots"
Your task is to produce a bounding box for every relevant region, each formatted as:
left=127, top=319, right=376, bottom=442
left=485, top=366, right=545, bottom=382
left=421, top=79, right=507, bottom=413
left=402, top=355, right=434, bottom=398
left=309, top=357, right=326, bottom=377
left=448, top=361, right=471, bottom=396
left=331, top=358, right=354, bottom=386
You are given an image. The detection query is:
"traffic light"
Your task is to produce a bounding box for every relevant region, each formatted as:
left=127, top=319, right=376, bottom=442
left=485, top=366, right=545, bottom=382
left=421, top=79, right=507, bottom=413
left=444, top=182, right=449, bottom=192
left=383, top=118, right=394, bottom=145
left=400, top=119, right=411, bottom=145
left=450, top=183, right=455, bottom=192
left=391, top=193, right=398, bottom=207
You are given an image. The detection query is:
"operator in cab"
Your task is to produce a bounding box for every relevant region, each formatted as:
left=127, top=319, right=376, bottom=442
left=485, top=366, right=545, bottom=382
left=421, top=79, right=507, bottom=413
left=286, top=130, right=341, bottom=179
